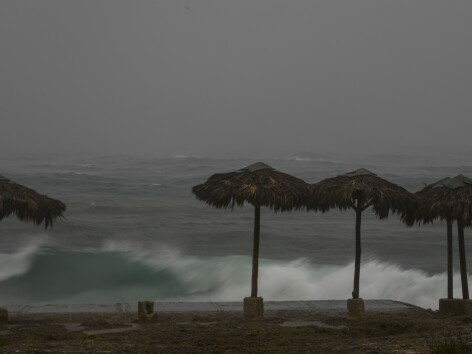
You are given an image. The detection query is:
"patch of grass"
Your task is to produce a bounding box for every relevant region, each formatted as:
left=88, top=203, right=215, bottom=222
left=429, top=331, right=472, bottom=354
left=0, top=337, right=9, bottom=346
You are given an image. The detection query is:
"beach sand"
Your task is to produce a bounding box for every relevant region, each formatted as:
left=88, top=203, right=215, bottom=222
left=1, top=303, right=471, bottom=353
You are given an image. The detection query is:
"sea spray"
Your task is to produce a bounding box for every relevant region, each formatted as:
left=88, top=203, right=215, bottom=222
left=0, top=243, right=463, bottom=309
left=0, top=237, right=49, bottom=282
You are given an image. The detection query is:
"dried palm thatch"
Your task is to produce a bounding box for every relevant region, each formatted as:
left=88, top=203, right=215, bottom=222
left=0, top=174, right=66, bottom=228
left=308, top=168, right=416, bottom=219
left=307, top=168, right=417, bottom=300
left=192, top=162, right=309, bottom=298
left=412, top=175, right=472, bottom=226
left=192, top=162, right=308, bottom=211
left=409, top=175, right=472, bottom=300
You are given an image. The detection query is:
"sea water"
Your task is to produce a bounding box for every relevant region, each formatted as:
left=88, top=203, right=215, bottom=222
left=1, top=152, right=471, bottom=310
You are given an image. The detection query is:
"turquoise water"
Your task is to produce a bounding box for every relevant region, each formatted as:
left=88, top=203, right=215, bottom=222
left=1, top=152, right=471, bottom=309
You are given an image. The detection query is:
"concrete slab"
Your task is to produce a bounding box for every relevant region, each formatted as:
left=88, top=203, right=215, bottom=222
left=138, top=301, right=157, bottom=323
left=243, top=297, right=264, bottom=320
left=347, top=298, right=365, bottom=316
left=305, top=300, right=348, bottom=311
left=6, top=299, right=421, bottom=315
left=83, top=323, right=138, bottom=336
left=365, top=300, right=416, bottom=310
left=213, top=302, right=242, bottom=311
left=7, top=303, right=130, bottom=314
left=279, top=320, right=347, bottom=329
left=156, top=302, right=221, bottom=312
left=439, top=298, right=472, bottom=316
left=265, top=301, right=313, bottom=311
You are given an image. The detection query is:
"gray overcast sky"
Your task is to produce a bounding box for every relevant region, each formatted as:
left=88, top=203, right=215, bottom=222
left=1, top=1, right=471, bottom=158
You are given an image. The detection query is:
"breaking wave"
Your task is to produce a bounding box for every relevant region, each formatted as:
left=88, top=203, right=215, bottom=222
left=0, top=243, right=461, bottom=309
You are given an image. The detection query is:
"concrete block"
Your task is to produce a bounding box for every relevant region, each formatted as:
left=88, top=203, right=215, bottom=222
left=243, top=297, right=264, bottom=320
left=0, top=308, right=8, bottom=324
left=439, top=299, right=472, bottom=316
left=138, top=301, right=157, bottom=323
left=347, top=298, right=365, bottom=316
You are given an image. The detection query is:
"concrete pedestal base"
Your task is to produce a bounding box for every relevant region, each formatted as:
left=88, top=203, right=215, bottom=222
left=439, top=299, right=472, bottom=316
left=138, top=301, right=158, bottom=323
left=243, top=297, right=264, bottom=320
left=0, top=308, right=8, bottom=324
left=347, top=298, right=365, bottom=316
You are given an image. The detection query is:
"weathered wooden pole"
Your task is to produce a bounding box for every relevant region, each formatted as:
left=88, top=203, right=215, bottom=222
left=251, top=206, right=261, bottom=297
left=447, top=218, right=453, bottom=299
left=353, top=204, right=362, bottom=299
left=458, top=221, right=469, bottom=300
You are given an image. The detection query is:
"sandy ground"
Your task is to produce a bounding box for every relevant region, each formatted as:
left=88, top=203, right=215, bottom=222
left=0, top=308, right=471, bottom=353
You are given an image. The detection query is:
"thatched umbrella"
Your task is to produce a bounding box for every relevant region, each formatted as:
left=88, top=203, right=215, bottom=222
left=308, top=168, right=417, bottom=300
left=407, top=177, right=454, bottom=299
left=409, top=175, right=472, bottom=299
left=192, top=162, right=308, bottom=299
left=0, top=174, right=66, bottom=228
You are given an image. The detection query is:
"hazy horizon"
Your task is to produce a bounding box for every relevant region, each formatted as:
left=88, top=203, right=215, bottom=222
left=2, top=1, right=471, bottom=158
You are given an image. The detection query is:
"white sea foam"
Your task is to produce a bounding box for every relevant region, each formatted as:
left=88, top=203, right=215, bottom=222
left=287, top=156, right=312, bottom=162
left=0, top=237, right=49, bottom=282
left=173, top=154, right=203, bottom=159
left=174, top=258, right=456, bottom=310
left=0, top=240, right=462, bottom=310
left=57, top=171, right=85, bottom=175
left=102, top=243, right=460, bottom=309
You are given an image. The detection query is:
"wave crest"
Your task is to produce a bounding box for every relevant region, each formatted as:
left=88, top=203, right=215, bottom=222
left=0, top=245, right=460, bottom=309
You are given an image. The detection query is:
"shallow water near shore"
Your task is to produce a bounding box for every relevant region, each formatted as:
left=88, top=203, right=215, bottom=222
left=1, top=152, right=472, bottom=309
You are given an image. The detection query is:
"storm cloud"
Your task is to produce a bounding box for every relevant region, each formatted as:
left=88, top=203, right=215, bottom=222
left=1, top=1, right=471, bottom=158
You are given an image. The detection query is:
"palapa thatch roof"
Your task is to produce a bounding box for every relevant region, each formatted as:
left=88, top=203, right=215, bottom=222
left=410, top=175, right=472, bottom=226
left=308, top=168, right=417, bottom=218
left=192, top=162, right=309, bottom=211
left=0, top=174, right=66, bottom=228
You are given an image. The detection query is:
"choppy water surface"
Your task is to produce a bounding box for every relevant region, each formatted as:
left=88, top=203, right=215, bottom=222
left=1, top=152, right=472, bottom=309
